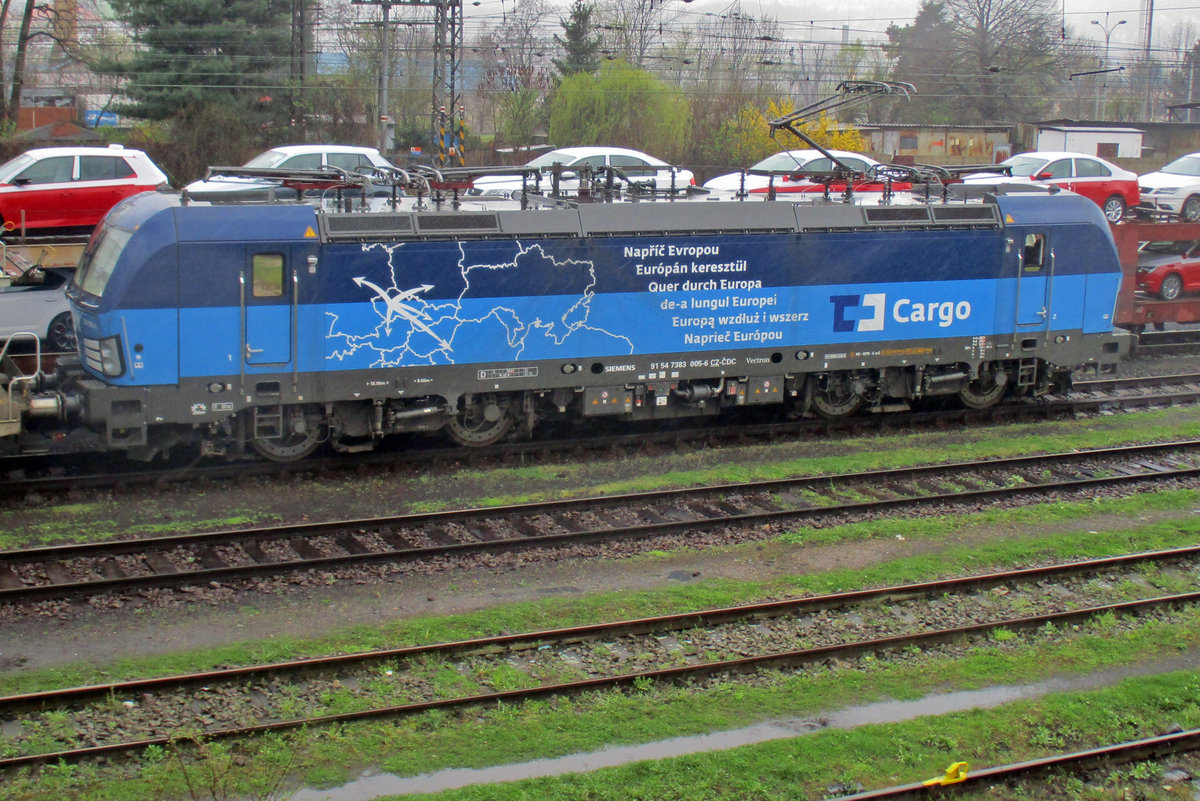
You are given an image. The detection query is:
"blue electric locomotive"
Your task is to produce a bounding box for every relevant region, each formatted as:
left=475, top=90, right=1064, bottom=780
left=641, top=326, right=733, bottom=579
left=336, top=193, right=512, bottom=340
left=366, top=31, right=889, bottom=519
left=11, top=183, right=1126, bottom=461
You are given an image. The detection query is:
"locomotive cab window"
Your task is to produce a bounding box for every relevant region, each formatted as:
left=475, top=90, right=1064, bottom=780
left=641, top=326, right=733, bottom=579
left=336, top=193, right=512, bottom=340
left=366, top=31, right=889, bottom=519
left=1022, top=234, right=1046, bottom=273
left=252, top=253, right=285, bottom=297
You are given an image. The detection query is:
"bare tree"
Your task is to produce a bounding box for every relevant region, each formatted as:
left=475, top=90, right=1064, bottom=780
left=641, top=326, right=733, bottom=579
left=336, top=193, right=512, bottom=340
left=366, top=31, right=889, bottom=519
left=472, top=0, right=554, bottom=147
left=943, top=0, right=1063, bottom=121
left=668, top=5, right=794, bottom=169
left=323, top=0, right=432, bottom=145
left=598, top=0, right=684, bottom=69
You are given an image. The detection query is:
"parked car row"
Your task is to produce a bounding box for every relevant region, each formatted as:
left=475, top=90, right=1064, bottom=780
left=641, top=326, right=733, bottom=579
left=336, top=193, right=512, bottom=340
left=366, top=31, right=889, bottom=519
left=5, top=142, right=1199, bottom=233
left=2, top=141, right=1200, bottom=354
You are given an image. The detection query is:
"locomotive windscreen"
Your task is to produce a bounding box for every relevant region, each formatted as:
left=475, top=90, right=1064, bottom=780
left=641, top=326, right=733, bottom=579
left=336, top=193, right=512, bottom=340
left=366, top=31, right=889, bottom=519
left=74, top=226, right=133, bottom=298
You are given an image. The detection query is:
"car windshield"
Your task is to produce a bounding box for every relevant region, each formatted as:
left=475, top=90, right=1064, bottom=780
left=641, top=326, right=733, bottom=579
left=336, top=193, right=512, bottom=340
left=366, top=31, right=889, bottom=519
left=1002, top=156, right=1051, bottom=177
left=243, top=150, right=292, bottom=168
left=0, top=153, right=38, bottom=183
left=1140, top=240, right=1199, bottom=255
left=751, top=153, right=813, bottom=171
left=1158, top=155, right=1200, bottom=177
left=524, top=151, right=581, bottom=169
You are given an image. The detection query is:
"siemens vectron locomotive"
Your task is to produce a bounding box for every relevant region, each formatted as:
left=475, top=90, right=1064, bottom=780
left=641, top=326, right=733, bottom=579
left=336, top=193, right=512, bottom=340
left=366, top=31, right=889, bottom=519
left=5, top=180, right=1126, bottom=461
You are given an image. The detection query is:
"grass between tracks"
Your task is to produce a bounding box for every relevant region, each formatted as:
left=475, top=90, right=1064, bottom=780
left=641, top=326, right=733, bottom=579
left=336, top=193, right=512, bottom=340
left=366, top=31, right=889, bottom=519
left=2, top=489, right=1200, bottom=799
left=3, top=611, right=1199, bottom=800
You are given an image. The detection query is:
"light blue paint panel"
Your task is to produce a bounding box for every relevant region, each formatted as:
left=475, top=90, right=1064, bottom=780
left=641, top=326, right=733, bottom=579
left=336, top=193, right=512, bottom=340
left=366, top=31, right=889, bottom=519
left=88, top=275, right=1115, bottom=385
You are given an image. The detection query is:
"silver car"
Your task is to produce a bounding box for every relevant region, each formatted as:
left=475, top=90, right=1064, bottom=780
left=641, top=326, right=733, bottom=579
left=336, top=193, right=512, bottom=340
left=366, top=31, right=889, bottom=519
left=0, top=267, right=75, bottom=351
left=184, top=145, right=394, bottom=202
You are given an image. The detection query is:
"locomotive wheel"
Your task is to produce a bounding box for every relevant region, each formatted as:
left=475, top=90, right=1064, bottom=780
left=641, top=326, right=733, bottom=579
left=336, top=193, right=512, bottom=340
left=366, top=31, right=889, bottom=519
left=810, top=374, right=864, bottom=418
left=251, top=428, right=325, bottom=461
left=250, top=406, right=326, bottom=462
left=446, top=394, right=513, bottom=446
left=958, top=365, right=1008, bottom=409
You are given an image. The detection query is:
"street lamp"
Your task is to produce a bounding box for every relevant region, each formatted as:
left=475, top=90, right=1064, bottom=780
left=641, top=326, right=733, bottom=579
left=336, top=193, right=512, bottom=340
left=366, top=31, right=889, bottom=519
left=1090, top=12, right=1126, bottom=119
left=1091, top=12, right=1126, bottom=68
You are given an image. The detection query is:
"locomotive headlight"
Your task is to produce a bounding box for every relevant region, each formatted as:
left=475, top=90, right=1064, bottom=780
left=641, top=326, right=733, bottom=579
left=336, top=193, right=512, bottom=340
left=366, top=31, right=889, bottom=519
left=84, top=335, right=126, bottom=377
left=99, top=337, right=125, bottom=376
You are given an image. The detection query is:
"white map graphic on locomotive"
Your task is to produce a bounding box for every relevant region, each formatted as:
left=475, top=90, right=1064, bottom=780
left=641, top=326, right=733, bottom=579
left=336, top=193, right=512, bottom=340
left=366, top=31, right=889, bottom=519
left=324, top=241, right=636, bottom=367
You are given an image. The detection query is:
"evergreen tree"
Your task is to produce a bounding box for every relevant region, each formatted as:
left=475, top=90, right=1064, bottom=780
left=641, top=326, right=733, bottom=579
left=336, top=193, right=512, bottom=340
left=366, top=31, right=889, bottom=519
left=553, top=0, right=600, bottom=78
left=98, top=0, right=293, bottom=127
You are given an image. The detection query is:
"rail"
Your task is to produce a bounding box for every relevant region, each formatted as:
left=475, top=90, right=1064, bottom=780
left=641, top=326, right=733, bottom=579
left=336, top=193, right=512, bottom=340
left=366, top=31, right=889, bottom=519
left=829, top=729, right=1200, bottom=800
left=6, top=439, right=1200, bottom=605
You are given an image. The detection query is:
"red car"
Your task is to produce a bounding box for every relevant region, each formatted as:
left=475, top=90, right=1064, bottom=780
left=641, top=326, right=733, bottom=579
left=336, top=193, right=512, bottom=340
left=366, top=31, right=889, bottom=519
left=1136, top=239, right=1200, bottom=300
left=964, top=151, right=1139, bottom=223
left=0, top=145, right=170, bottom=233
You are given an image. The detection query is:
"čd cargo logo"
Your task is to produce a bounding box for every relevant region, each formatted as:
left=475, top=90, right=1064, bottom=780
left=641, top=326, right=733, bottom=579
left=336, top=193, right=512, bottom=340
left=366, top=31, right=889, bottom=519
left=831, top=294, right=971, bottom=333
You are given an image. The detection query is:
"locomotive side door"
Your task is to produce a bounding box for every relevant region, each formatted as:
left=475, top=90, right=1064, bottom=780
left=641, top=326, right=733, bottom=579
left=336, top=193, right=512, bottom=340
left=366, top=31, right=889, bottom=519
left=242, top=247, right=295, bottom=367
left=1015, top=231, right=1052, bottom=330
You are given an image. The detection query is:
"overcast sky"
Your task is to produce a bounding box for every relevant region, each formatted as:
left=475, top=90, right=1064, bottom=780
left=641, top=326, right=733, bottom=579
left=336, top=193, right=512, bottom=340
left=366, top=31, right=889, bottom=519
left=458, top=0, right=1197, bottom=68
left=456, top=0, right=1190, bottom=61
left=678, top=0, right=1197, bottom=57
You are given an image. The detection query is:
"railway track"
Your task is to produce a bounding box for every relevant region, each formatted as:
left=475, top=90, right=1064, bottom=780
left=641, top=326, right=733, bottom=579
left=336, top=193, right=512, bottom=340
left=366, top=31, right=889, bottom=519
left=5, top=440, right=1200, bottom=607
left=3, top=370, right=1200, bottom=499
left=829, top=729, right=1200, bottom=800
left=2, top=545, right=1198, bottom=770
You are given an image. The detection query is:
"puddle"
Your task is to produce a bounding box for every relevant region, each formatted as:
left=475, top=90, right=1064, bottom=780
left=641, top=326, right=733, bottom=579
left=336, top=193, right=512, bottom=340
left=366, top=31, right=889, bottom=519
left=288, top=654, right=1199, bottom=800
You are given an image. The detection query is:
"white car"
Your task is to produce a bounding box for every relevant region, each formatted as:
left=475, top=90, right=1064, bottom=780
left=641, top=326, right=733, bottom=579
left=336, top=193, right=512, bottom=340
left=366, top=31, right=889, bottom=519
left=960, top=151, right=1140, bottom=223
left=703, top=150, right=882, bottom=193
left=0, top=267, right=75, bottom=351
left=184, top=145, right=394, bottom=201
left=1138, top=153, right=1200, bottom=222
left=469, top=146, right=695, bottom=198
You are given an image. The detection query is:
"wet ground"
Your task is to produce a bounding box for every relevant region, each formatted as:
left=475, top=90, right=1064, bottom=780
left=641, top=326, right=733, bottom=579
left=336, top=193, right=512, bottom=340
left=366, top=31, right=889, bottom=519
left=288, top=654, right=1200, bottom=799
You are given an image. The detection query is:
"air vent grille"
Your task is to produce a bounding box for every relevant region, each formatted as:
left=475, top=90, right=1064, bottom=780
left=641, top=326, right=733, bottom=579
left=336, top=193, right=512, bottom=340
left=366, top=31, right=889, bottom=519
left=416, top=213, right=499, bottom=231
left=931, top=205, right=1000, bottom=225
left=322, top=213, right=413, bottom=240
left=863, top=207, right=931, bottom=224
